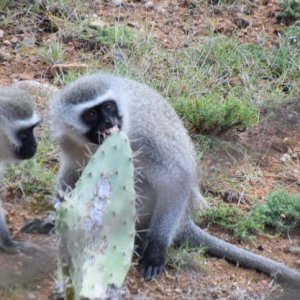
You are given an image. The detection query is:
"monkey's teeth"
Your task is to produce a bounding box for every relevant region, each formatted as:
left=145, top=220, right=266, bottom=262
left=109, top=126, right=119, bottom=133
left=103, top=126, right=119, bottom=135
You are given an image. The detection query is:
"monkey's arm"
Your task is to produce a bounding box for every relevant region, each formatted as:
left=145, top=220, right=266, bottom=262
left=183, top=220, right=300, bottom=287
left=140, top=170, right=191, bottom=280
left=21, top=153, right=80, bottom=234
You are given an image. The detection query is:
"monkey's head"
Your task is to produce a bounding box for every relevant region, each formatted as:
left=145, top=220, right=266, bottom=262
left=0, top=87, right=40, bottom=162
left=51, top=74, right=125, bottom=146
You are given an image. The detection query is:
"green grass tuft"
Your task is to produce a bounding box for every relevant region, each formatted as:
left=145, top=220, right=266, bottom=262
left=200, top=190, right=300, bottom=241
left=167, top=243, right=206, bottom=272
left=278, top=0, right=300, bottom=23
left=173, top=90, right=258, bottom=134
left=254, top=190, right=300, bottom=235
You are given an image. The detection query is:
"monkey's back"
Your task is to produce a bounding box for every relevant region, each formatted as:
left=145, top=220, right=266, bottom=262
left=106, top=75, right=197, bottom=176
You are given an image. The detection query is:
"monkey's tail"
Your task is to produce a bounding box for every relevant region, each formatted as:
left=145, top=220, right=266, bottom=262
left=184, top=220, right=300, bottom=287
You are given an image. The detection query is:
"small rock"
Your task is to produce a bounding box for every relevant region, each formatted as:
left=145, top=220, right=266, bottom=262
left=233, top=17, right=250, bottom=29
left=288, top=246, right=300, bottom=256
left=0, top=29, right=4, bottom=39
left=243, top=6, right=254, bottom=15
left=11, top=36, right=19, bottom=44
left=3, top=39, right=10, bottom=46
left=127, top=21, right=139, bottom=28
left=0, top=50, right=11, bottom=62
left=296, top=260, right=300, bottom=267
left=89, top=18, right=108, bottom=29
left=157, top=7, right=166, bottom=14
left=112, top=0, right=123, bottom=6
left=144, top=1, right=154, bottom=9
left=27, top=293, right=36, bottom=300
left=280, top=153, right=291, bottom=164
left=291, top=153, right=298, bottom=160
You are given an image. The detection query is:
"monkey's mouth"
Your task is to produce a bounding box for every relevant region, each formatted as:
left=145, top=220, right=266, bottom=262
left=98, top=125, right=119, bottom=142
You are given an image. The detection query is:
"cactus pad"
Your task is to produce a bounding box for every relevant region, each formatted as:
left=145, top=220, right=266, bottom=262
left=56, top=132, right=136, bottom=299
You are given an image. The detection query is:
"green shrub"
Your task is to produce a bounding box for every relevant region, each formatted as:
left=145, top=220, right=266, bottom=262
left=283, top=21, right=300, bottom=48
left=200, top=190, right=300, bottom=241
left=200, top=204, right=264, bottom=241
left=254, top=190, right=300, bottom=235
left=278, top=0, right=300, bottom=23
left=79, top=25, right=143, bottom=50
left=173, top=90, right=258, bottom=134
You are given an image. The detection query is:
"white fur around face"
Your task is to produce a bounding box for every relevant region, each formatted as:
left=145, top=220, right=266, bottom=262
left=13, top=113, right=40, bottom=130
left=64, top=90, right=124, bottom=135
left=7, top=113, right=40, bottom=147
left=73, top=91, right=117, bottom=113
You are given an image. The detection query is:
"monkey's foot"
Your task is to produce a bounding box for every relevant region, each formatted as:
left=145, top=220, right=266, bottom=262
left=139, top=240, right=166, bottom=280
left=0, top=238, right=43, bottom=255
left=21, top=218, right=55, bottom=234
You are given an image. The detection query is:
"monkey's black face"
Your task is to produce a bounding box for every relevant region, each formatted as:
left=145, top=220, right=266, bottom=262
left=81, top=100, right=122, bottom=145
left=15, top=125, right=38, bottom=160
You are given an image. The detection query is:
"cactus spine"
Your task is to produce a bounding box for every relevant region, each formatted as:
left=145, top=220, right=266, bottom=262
left=56, top=132, right=136, bottom=299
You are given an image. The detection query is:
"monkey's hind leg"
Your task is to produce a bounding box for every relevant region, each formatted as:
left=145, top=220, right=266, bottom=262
left=0, top=217, right=42, bottom=255
left=0, top=206, right=44, bottom=254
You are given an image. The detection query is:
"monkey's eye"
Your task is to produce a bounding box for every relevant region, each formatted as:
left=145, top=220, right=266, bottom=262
left=102, top=101, right=116, bottom=112
left=83, top=109, right=98, bottom=122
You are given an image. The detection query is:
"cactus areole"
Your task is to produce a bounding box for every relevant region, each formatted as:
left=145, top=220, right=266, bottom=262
left=56, top=132, right=136, bottom=300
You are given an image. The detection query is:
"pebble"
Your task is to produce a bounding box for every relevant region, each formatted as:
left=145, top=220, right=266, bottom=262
left=291, top=153, right=298, bottom=160
left=144, top=1, right=154, bottom=9
left=233, top=17, right=250, bottom=29
left=112, top=0, right=123, bottom=6
left=3, top=39, right=10, bottom=46
left=288, top=246, right=300, bottom=256
left=89, top=18, right=107, bottom=29
left=27, top=293, right=36, bottom=300
left=280, top=153, right=291, bottom=164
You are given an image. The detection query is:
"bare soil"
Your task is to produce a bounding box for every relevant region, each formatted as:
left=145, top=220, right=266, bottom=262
left=0, top=1, right=299, bottom=299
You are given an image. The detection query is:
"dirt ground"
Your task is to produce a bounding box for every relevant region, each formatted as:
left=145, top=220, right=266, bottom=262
left=0, top=1, right=300, bottom=299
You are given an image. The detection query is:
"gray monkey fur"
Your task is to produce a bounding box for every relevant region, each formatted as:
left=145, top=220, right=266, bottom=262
left=51, top=73, right=300, bottom=285
left=0, top=86, right=40, bottom=254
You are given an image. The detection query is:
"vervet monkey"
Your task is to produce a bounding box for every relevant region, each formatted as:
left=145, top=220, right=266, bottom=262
left=0, top=86, right=40, bottom=253
left=24, top=73, right=300, bottom=285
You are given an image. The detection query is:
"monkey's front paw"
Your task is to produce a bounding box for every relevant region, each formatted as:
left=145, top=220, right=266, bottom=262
left=139, top=240, right=166, bottom=280
left=21, top=218, right=55, bottom=234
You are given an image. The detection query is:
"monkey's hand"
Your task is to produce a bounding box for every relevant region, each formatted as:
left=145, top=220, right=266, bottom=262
left=21, top=218, right=55, bottom=234
left=139, top=238, right=167, bottom=280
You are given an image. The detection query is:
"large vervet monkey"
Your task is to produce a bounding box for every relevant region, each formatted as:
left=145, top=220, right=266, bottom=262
left=23, top=73, right=300, bottom=285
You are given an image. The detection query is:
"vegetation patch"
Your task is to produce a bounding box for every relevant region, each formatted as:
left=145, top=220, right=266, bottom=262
left=173, top=90, right=258, bottom=134
left=200, top=190, right=300, bottom=241
left=167, top=244, right=206, bottom=272
left=255, top=190, right=300, bottom=235
left=278, top=0, right=300, bottom=24
left=283, top=21, right=300, bottom=48
left=114, top=35, right=300, bottom=134
left=77, top=24, right=144, bottom=51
